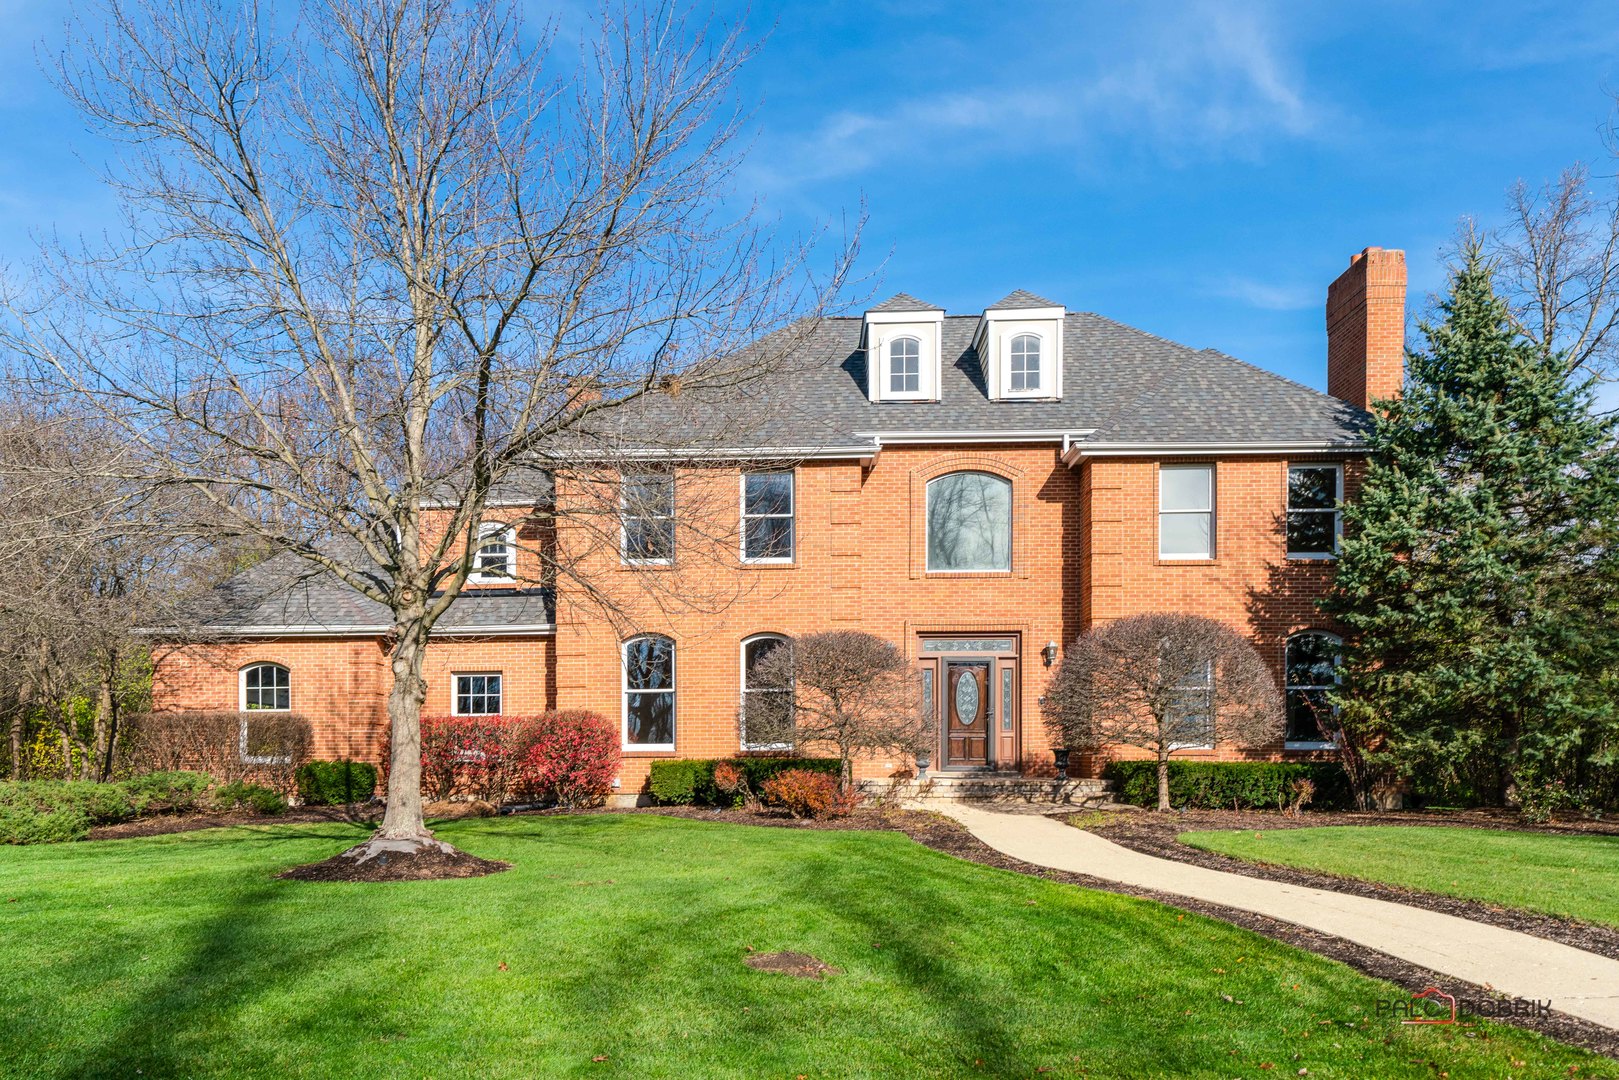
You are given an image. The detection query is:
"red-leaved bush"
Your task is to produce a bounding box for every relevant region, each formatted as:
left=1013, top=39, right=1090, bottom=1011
left=759, top=768, right=861, bottom=819
left=412, top=712, right=618, bottom=807
left=519, top=710, right=621, bottom=808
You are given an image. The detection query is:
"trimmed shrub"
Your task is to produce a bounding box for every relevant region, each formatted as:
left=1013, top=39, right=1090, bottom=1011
left=759, top=768, right=861, bottom=819
left=519, top=711, right=620, bottom=808
left=123, top=711, right=312, bottom=792
left=123, top=771, right=213, bottom=814
left=212, top=781, right=287, bottom=815
left=1102, top=761, right=1353, bottom=811
left=295, top=760, right=379, bottom=806
left=647, top=758, right=842, bottom=807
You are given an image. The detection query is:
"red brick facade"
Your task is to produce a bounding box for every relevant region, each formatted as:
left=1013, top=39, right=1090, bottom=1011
left=150, top=250, right=1406, bottom=800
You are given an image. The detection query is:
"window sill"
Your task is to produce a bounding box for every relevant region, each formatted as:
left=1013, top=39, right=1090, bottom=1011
left=622, top=746, right=678, bottom=755
left=1156, top=558, right=1216, bottom=567
left=740, top=559, right=796, bottom=570
left=1286, top=553, right=1338, bottom=563
left=1284, top=741, right=1338, bottom=751
left=924, top=569, right=1013, bottom=578
left=619, top=560, right=674, bottom=570
left=741, top=743, right=794, bottom=753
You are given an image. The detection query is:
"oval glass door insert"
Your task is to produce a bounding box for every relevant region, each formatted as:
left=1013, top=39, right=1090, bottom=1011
left=954, top=674, right=980, bottom=725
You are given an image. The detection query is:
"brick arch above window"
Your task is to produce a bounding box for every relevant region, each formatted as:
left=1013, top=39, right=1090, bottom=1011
left=907, top=454, right=1031, bottom=580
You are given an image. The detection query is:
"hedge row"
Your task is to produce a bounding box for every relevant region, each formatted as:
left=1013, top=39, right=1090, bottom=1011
left=295, top=760, right=379, bottom=806
left=1102, top=761, right=1353, bottom=811
left=649, top=758, right=841, bottom=806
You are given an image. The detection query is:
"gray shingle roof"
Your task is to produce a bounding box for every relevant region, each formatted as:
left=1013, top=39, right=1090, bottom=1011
left=867, top=292, right=942, bottom=312
left=184, top=551, right=553, bottom=636
left=986, top=289, right=1060, bottom=310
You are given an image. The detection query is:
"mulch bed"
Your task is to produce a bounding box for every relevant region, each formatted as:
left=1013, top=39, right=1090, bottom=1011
left=88, top=804, right=374, bottom=840
left=1075, top=807, right=1619, bottom=964
left=278, top=843, right=510, bottom=882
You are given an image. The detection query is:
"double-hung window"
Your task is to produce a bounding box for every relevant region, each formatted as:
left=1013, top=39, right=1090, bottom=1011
left=1009, top=333, right=1042, bottom=392
left=471, top=523, right=515, bottom=581
left=1285, top=633, right=1341, bottom=746
left=454, top=673, right=503, bottom=716
left=741, top=471, right=794, bottom=562
left=623, top=635, right=675, bottom=750
left=1287, top=464, right=1342, bottom=558
left=889, top=337, right=921, bottom=393
left=239, top=663, right=292, bottom=764
left=621, top=473, right=675, bottom=563
left=1166, top=659, right=1214, bottom=749
left=1159, top=465, right=1214, bottom=559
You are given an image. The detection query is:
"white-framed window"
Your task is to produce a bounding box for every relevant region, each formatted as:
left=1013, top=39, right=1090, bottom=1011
left=1166, top=659, right=1214, bottom=750
left=453, top=673, right=503, bottom=716
left=470, top=523, right=516, bottom=581
left=1285, top=632, right=1341, bottom=748
left=926, top=471, right=1012, bottom=572
left=740, top=634, right=793, bottom=750
left=240, top=662, right=290, bottom=711
left=741, top=471, right=794, bottom=562
left=1009, top=333, right=1042, bottom=393
left=1159, top=464, right=1214, bottom=559
left=620, top=473, right=675, bottom=564
left=623, top=635, right=675, bottom=750
left=888, top=336, right=921, bottom=394
left=1287, top=464, right=1342, bottom=559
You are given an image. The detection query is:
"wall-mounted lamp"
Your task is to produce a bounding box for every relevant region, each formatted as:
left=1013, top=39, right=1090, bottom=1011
left=1042, top=640, right=1059, bottom=666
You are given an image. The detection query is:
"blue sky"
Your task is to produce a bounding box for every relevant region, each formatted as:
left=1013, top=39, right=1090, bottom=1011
left=3, top=1, right=1618, bottom=391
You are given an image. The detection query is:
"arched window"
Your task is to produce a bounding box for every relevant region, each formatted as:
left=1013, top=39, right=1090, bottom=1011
left=1009, top=333, right=1042, bottom=392
left=240, top=663, right=290, bottom=711
left=926, top=471, right=1012, bottom=572
left=623, top=635, right=676, bottom=750
left=740, top=634, right=792, bottom=749
left=889, top=336, right=921, bottom=393
left=1285, top=632, right=1341, bottom=745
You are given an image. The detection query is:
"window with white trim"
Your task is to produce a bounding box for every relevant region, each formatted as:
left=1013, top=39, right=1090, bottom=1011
left=1159, top=464, right=1214, bottom=559
left=740, top=634, right=792, bottom=749
left=1166, top=659, right=1214, bottom=749
left=453, top=673, right=503, bottom=716
left=741, top=471, right=794, bottom=562
left=241, top=663, right=290, bottom=711
left=888, top=336, right=921, bottom=394
left=926, top=471, right=1012, bottom=572
left=621, top=473, right=675, bottom=563
left=471, top=523, right=515, bottom=581
left=1285, top=632, right=1341, bottom=746
left=1287, top=464, right=1342, bottom=558
left=623, top=635, right=675, bottom=750
left=1009, top=333, right=1042, bottom=392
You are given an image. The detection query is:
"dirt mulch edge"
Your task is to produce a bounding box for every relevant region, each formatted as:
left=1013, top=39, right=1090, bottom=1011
left=87, top=804, right=377, bottom=840
left=1076, top=810, right=1619, bottom=965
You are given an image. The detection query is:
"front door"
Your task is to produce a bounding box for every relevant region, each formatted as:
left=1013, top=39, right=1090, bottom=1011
left=945, top=661, right=990, bottom=768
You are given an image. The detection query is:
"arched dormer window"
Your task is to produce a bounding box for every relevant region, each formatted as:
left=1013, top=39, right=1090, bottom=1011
left=926, top=471, right=1012, bottom=572
left=1009, top=333, right=1042, bottom=393
left=1285, top=632, right=1341, bottom=747
left=889, top=336, right=921, bottom=394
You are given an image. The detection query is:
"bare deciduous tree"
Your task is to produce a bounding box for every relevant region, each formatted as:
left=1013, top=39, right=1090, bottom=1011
left=1, top=0, right=854, bottom=863
left=1041, top=613, right=1282, bottom=811
left=740, top=631, right=933, bottom=792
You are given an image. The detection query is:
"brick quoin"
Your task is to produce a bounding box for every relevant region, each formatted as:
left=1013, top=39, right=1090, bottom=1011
left=151, top=248, right=1405, bottom=800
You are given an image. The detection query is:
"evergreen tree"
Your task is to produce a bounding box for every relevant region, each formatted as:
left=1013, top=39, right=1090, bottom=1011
left=1323, top=245, right=1619, bottom=808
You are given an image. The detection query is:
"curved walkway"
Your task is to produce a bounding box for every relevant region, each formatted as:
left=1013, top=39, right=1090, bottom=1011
left=936, top=803, right=1619, bottom=1030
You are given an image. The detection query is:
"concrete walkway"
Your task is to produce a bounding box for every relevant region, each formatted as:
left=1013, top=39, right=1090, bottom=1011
left=935, top=803, right=1619, bottom=1030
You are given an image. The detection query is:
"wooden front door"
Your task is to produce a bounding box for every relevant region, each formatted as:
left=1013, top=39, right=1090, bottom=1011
left=945, top=661, right=990, bottom=768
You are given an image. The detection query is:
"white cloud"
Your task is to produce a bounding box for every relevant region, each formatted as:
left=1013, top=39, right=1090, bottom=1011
left=1209, top=276, right=1318, bottom=312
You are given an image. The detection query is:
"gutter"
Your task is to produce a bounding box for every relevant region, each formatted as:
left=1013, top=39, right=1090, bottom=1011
left=141, top=622, right=557, bottom=640
left=1060, top=439, right=1367, bottom=467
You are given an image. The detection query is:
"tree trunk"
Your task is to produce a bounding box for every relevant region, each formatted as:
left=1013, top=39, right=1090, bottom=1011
left=1156, top=752, right=1171, bottom=812
left=8, top=712, right=20, bottom=780
left=376, top=625, right=434, bottom=842
left=91, top=674, right=115, bottom=782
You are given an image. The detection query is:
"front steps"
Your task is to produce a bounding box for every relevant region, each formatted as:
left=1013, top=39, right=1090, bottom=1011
left=867, top=773, right=1112, bottom=809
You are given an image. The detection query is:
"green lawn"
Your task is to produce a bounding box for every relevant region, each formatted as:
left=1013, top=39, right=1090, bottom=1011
left=1183, top=825, right=1619, bottom=928
left=0, top=816, right=1603, bottom=1079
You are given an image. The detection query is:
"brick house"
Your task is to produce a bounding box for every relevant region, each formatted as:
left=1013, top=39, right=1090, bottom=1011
left=152, top=246, right=1407, bottom=802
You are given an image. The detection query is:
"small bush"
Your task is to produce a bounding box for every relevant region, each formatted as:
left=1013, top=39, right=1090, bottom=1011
left=417, top=714, right=547, bottom=803
left=0, top=802, right=91, bottom=844
left=295, top=760, right=379, bottom=806
left=212, top=781, right=287, bottom=815
left=123, top=771, right=213, bottom=814
left=0, top=771, right=216, bottom=844
left=1102, top=761, right=1353, bottom=811
left=520, top=711, right=620, bottom=808
left=647, top=758, right=842, bottom=807
left=759, top=768, right=861, bottom=819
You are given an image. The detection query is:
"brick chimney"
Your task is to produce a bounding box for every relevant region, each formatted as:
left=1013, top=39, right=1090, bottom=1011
left=1325, top=246, right=1406, bottom=410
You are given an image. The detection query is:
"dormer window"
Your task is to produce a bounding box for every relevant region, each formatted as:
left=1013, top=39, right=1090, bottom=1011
left=889, top=337, right=921, bottom=393
left=1009, top=334, right=1041, bottom=392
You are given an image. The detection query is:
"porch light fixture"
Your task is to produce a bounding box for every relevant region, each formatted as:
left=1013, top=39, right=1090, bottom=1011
left=1042, top=640, right=1059, bottom=666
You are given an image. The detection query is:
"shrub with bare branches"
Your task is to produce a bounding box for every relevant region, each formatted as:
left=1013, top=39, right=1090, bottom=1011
left=740, top=631, right=933, bottom=791
left=1041, top=613, right=1283, bottom=811
left=122, top=710, right=312, bottom=793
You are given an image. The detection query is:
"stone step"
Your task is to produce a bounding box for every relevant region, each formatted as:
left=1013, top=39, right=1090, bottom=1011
left=865, top=775, right=1111, bottom=807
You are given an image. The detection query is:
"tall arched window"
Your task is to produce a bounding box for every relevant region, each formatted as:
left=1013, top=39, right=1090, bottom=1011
left=926, top=471, right=1012, bottom=572
left=623, top=635, right=676, bottom=750
left=240, top=663, right=290, bottom=711
left=1009, top=333, right=1042, bottom=392
left=889, top=336, right=921, bottom=393
left=1285, top=632, right=1341, bottom=746
left=740, top=634, right=792, bottom=749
